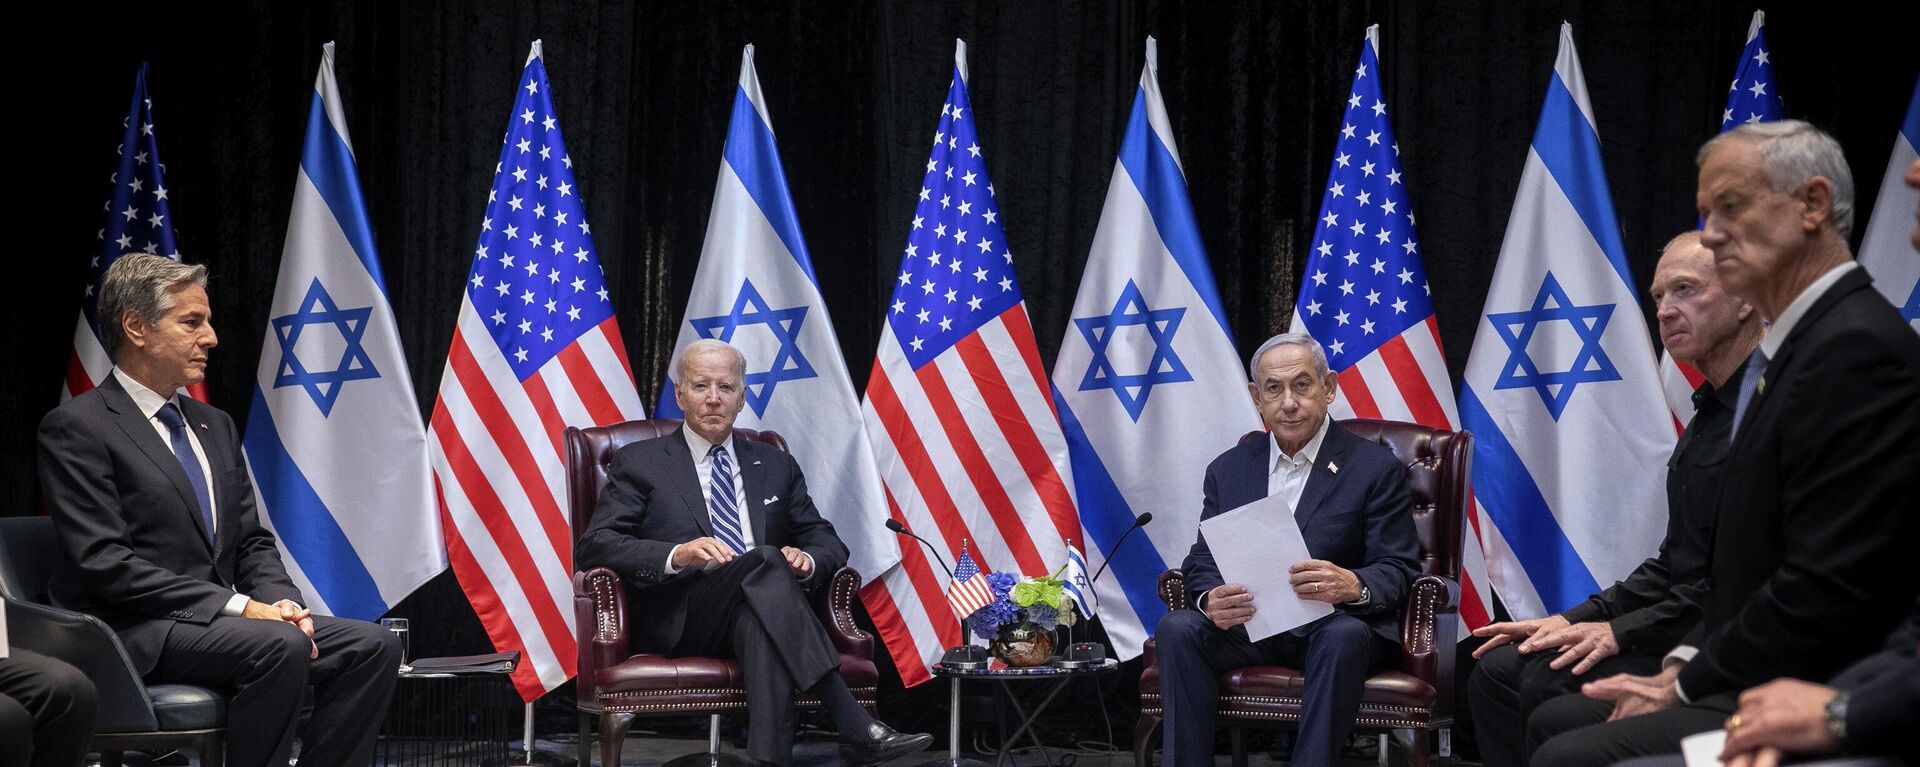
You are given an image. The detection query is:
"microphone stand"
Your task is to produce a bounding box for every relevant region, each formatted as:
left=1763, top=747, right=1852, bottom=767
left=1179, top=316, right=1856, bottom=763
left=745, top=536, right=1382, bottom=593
left=885, top=520, right=989, bottom=669
left=1059, top=512, right=1153, bottom=667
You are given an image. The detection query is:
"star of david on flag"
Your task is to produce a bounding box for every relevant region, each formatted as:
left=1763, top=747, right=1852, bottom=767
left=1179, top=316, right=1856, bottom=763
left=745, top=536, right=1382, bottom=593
left=270, top=279, right=380, bottom=417
left=658, top=45, right=897, bottom=585
left=1073, top=280, right=1193, bottom=422
left=683, top=279, right=817, bottom=418
left=1488, top=272, right=1622, bottom=420
left=1459, top=23, right=1675, bottom=620
left=243, top=42, right=440, bottom=625
left=1052, top=37, right=1261, bottom=660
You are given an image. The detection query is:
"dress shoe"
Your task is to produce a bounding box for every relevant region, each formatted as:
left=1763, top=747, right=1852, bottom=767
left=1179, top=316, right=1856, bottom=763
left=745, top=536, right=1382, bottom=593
left=838, top=720, right=934, bottom=766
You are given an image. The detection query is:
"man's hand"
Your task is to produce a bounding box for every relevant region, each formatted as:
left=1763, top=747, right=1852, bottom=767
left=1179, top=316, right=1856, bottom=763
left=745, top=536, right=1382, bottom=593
left=1583, top=665, right=1681, bottom=721
left=1203, top=584, right=1256, bottom=630
left=1523, top=621, right=1620, bottom=674
left=242, top=599, right=285, bottom=621
left=274, top=599, right=315, bottom=637
left=244, top=599, right=319, bottom=659
left=1288, top=559, right=1362, bottom=604
left=1719, top=679, right=1841, bottom=767
left=671, top=537, right=738, bottom=569
left=780, top=546, right=813, bottom=578
left=1471, top=614, right=1571, bottom=658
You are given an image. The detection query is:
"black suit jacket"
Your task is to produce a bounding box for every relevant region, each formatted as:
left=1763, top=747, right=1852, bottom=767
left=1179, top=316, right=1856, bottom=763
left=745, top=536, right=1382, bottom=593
left=574, top=428, right=850, bottom=653
left=37, top=375, right=302, bottom=675
left=1830, top=596, right=1918, bottom=761
left=1180, top=422, right=1420, bottom=643
left=1676, top=267, right=1920, bottom=698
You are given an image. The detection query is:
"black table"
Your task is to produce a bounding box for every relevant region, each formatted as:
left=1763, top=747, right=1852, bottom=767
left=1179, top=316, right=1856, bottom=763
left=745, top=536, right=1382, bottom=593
left=919, top=658, right=1121, bottom=767
left=375, top=659, right=521, bottom=766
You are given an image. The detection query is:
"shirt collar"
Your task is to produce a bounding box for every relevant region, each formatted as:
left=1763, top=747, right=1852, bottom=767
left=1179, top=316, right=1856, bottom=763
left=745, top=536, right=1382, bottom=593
left=1269, top=416, right=1332, bottom=474
left=682, top=423, right=737, bottom=461
left=112, top=367, right=178, bottom=420
left=1760, top=261, right=1857, bottom=360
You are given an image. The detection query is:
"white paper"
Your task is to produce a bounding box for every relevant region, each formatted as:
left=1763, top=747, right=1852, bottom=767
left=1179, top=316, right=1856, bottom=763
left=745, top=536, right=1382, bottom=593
left=1198, top=492, right=1335, bottom=641
left=1681, top=728, right=1727, bottom=767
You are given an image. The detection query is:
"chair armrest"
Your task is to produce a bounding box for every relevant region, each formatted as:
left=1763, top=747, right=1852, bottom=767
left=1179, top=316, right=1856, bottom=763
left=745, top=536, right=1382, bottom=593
left=813, top=567, right=872, bottom=661
left=4, top=596, right=159, bottom=732
left=572, top=567, right=628, bottom=706
left=1157, top=569, right=1189, bottom=610
left=1397, top=574, right=1460, bottom=719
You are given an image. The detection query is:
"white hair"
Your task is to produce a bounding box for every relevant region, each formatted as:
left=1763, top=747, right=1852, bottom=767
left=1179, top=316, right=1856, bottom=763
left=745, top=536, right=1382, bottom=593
left=1247, top=332, right=1330, bottom=381
left=1698, top=120, right=1856, bottom=238
left=676, top=338, right=747, bottom=380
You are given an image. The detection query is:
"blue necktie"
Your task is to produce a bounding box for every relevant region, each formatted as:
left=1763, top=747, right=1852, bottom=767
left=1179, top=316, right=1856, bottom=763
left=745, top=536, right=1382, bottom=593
left=154, top=402, right=216, bottom=547
left=707, top=444, right=747, bottom=555
left=1731, top=349, right=1769, bottom=441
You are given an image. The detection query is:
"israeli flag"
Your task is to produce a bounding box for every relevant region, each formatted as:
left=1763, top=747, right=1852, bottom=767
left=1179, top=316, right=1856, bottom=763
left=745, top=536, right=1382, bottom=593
left=243, top=42, right=441, bottom=619
left=1857, top=78, right=1920, bottom=331
left=1052, top=38, right=1262, bottom=659
left=1458, top=24, right=1676, bottom=620
left=1062, top=540, right=1096, bottom=619
left=656, top=45, right=898, bottom=583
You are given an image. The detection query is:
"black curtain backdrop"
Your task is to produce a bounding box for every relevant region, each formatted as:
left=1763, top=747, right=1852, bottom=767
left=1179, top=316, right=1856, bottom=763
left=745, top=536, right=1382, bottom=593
left=11, top=0, right=1915, bottom=745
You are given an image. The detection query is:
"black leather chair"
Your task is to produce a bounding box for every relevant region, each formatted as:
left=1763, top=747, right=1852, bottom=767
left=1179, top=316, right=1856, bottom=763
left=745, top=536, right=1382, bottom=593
left=0, top=516, right=226, bottom=767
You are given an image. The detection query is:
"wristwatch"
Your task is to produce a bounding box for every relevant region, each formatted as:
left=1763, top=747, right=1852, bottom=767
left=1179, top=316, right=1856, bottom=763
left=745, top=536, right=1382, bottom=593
left=1823, top=691, right=1850, bottom=746
left=1346, top=585, right=1371, bottom=606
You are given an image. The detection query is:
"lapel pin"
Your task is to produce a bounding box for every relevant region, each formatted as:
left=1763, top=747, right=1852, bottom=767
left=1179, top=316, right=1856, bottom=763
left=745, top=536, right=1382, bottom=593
left=1327, top=461, right=1340, bottom=475
left=1755, top=377, right=1766, bottom=395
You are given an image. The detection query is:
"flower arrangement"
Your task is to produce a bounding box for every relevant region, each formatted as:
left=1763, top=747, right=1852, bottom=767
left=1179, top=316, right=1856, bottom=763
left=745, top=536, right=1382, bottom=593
left=966, top=570, right=1078, bottom=638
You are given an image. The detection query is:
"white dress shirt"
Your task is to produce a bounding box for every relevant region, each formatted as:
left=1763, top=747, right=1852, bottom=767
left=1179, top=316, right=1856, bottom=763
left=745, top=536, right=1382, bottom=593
left=112, top=368, right=251, bottom=617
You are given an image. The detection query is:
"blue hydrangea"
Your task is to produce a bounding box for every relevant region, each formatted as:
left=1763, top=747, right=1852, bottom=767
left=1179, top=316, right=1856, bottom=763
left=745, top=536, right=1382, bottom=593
left=1024, top=602, right=1060, bottom=631
left=968, top=597, right=1019, bottom=637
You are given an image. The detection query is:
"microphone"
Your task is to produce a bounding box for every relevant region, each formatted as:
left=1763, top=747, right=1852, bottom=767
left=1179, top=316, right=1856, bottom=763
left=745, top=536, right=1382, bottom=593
left=885, top=518, right=955, bottom=580
left=884, top=518, right=990, bottom=668
left=1063, top=511, right=1153, bottom=667
left=1089, top=512, right=1152, bottom=585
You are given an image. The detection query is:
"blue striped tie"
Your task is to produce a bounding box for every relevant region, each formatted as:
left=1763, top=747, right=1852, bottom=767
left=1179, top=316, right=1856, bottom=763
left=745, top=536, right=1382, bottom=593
left=154, top=402, right=216, bottom=548
left=707, top=444, right=747, bottom=555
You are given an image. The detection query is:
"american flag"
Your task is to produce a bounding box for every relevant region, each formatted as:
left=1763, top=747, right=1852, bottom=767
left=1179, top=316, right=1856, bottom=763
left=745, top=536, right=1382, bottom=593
left=427, top=41, right=646, bottom=702
left=66, top=64, right=205, bottom=402
left=1288, top=26, right=1491, bottom=629
left=859, top=40, right=1081, bottom=686
left=945, top=546, right=994, bottom=622
left=1665, top=9, right=1787, bottom=426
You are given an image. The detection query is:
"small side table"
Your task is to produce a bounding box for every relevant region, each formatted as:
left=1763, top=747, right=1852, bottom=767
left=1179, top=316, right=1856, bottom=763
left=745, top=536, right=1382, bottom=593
left=376, top=659, right=521, bottom=766
left=918, top=659, right=1120, bottom=767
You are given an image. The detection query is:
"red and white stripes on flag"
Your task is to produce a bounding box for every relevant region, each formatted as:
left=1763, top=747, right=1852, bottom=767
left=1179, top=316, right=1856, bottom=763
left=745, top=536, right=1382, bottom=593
left=428, top=42, right=646, bottom=701
left=945, top=550, right=995, bottom=621
left=1659, top=354, right=1705, bottom=428
left=859, top=41, right=1081, bottom=687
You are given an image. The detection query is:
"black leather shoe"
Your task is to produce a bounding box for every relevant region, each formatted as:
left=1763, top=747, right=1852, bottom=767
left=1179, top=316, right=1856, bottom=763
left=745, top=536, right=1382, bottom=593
left=839, top=721, right=934, bottom=766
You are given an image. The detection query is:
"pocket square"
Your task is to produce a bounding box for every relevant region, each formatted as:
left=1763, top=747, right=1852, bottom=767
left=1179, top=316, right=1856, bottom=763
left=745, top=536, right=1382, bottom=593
left=763, top=496, right=780, bottom=505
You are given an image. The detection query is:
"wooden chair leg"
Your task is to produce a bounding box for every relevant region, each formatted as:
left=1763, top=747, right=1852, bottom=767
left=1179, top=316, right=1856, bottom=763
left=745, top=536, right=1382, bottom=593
left=1230, top=726, right=1248, bottom=767
left=599, top=710, right=635, bottom=767
left=1132, top=714, right=1161, bottom=767
left=578, top=711, right=593, bottom=766
left=1406, top=727, right=1432, bottom=767
left=199, top=732, right=225, bottom=767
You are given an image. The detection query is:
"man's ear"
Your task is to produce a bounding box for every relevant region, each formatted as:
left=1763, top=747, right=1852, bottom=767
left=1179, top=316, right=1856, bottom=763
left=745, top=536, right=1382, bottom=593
left=1797, top=177, right=1836, bottom=233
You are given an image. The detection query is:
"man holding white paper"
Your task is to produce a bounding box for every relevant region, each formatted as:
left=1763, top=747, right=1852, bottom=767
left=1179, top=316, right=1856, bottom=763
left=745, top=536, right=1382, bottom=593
left=1156, top=333, right=1420, bottom=766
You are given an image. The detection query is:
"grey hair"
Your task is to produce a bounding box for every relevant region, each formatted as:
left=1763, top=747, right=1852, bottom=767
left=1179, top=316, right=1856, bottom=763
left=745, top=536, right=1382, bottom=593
left=98, top=253, right=208, bottom=361
left=1247, top=332, right=1330, bottom=381
left=1698, top=120, right=1856, bottom=239
left=676, top=338, right=748, bottom=381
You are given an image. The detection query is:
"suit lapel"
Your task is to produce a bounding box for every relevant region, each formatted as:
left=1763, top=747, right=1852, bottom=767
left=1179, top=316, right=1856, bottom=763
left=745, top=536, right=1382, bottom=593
left=662, top=432, right=715, bottom=537
left=100, top=377, right=218, bottom=556
left=1293, top=425, right=1355, bottom=530
left=737, top=441, right=771, bottom=545
left=1733, top=268, right=1872, bottom=453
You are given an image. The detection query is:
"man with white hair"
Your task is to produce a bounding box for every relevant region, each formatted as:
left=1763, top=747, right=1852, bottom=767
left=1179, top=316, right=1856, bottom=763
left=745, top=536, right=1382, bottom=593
left=1528, top=121, right=1920, bottom=767
left=1153, top=332, right=1420, bottom=766
left=576, top=339, right=930, bottom=766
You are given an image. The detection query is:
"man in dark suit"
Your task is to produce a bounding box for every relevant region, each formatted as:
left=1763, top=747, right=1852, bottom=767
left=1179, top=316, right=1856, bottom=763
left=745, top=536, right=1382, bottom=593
left=1, top=604, right=98, bottom=767
left=36, top=254, right=401, bottom=767
left=1465, top=231, right=1761, bottom=766
left=1527, top=121, right=1920, bottom=766
left=1154, top=332, right=1420, bottom=767
left=574, top=339, right=929, bottom=766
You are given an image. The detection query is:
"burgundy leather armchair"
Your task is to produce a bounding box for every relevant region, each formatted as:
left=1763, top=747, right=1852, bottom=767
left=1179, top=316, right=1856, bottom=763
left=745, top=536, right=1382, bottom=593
left=1135, top=418, right=1472, bottom=767
left=566, top=418, right=877, bottom=766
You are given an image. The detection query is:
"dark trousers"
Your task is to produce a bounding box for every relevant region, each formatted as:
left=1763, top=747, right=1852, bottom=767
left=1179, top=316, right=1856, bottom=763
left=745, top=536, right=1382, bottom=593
left=668, top=546, right=865, bottom=765
left=1524, top=689, right=1734, bottom=767
left=148, top=614, right=401, bottom=767
left=0, top=648, right=98, bottom=767
left=1156, top=608, right=1393, bottom=767
left=1468, top=643, right=1663, bottom=767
